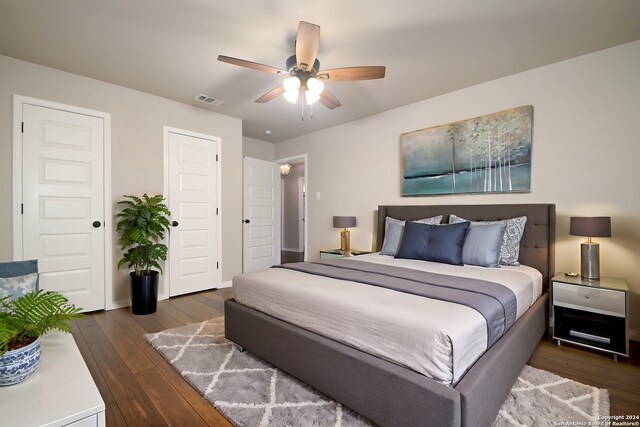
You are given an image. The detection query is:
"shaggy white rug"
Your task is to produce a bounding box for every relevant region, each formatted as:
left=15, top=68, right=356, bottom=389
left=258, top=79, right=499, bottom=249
left=145, top=318, right=609, bottom=427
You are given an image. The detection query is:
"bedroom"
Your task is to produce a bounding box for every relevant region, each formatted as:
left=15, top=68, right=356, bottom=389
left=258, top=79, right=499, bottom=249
left=0, top=1, right=639, bottom=426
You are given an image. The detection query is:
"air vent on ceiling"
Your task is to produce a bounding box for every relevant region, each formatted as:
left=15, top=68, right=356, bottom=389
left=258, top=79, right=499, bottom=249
left=194, top=94, right=224, bottom=106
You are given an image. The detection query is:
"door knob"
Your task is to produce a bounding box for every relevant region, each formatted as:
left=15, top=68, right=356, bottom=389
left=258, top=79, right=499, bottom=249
left=92, top=221, right=102, bottom=228
left=243, top=219, right=251, bottom=224
left=172, top=221, right=179, bottom=227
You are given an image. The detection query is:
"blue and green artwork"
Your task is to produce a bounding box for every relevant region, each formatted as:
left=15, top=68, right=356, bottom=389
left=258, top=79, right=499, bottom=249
left=401, top=105, right=533, bottom=196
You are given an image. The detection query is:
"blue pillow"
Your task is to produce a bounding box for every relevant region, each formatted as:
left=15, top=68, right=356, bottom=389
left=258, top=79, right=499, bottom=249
left=449, top=214, right=527, bottom=266
left=395, top=221, right=470, bottom=265
left=462, top=222, right=507, bottom=267
left=380, top=221, right=405, bottom=256
left=380, top=215, right=443, bottom=256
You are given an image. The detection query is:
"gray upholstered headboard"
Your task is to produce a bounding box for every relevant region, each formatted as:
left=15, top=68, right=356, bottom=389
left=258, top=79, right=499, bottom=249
left=376, top=204, right=556, bottom=289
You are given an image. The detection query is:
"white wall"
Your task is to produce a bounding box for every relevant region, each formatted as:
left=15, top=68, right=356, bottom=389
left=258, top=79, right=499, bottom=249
left=243, top=136, right=275, bottom=161
left=0, top=55, right=243, bottom=307
left=275, top=41, right=640, bottom=333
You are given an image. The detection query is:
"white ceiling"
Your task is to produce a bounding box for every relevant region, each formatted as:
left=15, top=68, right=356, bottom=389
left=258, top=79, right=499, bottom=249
left=1, top=0, right=639, bottom=142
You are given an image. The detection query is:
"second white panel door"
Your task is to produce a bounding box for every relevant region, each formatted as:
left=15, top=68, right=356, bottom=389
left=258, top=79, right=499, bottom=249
left=167, top=131, right=219, bottom=297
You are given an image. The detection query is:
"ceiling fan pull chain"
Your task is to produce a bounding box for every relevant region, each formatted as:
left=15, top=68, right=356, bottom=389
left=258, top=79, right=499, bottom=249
left=301, top=101, right=304, bottom=121
left=310, top=103, right=313, bottom=119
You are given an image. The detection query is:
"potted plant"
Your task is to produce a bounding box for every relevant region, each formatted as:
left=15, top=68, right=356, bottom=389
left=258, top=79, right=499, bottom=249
left=116, top=194, right=171, bottom=315
left=0, top=290, right=83, bottom=385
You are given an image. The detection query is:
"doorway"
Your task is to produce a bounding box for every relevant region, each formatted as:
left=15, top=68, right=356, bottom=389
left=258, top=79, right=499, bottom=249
left=13, top=95, right=112, bottom=312
left=242, top=157, right=281, bottom=273
left=277, top=155, right=307, bottom=264
left=164, top=127, right=221, bottom=297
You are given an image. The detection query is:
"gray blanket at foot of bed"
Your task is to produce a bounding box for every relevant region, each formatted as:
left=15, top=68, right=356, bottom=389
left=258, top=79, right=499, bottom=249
left=275, top=259, right=516, bottom=347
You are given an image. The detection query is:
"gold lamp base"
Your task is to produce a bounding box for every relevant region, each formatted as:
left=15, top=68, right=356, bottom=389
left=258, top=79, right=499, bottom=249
left=340, top=229, right=351, bottom=252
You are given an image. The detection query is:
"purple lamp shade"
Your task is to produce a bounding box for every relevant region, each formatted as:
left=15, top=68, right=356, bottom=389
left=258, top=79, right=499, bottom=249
left=569, top=217, right=611, bottom=238
left=333, top=216, right=356, bottom=229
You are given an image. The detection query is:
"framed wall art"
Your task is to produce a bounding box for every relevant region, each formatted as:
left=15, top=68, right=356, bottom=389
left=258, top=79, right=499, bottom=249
left=401, top=105, right=533, bottom=196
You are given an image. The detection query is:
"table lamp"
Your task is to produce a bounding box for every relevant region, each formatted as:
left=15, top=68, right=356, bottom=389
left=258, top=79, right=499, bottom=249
left=333, top=216, right=356, bottom=252
left=569, top=216, right=611, bottom=280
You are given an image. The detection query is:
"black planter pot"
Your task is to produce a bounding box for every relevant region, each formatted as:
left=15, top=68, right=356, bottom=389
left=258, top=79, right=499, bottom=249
left=130, top=271, right=159, bottom=315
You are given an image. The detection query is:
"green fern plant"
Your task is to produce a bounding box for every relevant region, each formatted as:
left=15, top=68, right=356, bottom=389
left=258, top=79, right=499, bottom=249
left=116, top=194, right=171, bottom=276
left=0, top=290, right=83, bottom=357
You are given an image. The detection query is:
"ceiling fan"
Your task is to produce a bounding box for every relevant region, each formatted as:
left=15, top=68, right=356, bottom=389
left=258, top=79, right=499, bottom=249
left=218, top=21, right=386, bottom=110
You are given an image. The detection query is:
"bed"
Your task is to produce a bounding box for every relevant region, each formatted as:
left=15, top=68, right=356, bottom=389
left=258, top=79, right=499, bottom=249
left=225, top=204, right=555, bottom=427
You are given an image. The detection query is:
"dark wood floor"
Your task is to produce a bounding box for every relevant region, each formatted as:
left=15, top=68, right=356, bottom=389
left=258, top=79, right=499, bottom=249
left=72, top=289, right=640, bottom=426
left=281, top=250, right=304, bottom=263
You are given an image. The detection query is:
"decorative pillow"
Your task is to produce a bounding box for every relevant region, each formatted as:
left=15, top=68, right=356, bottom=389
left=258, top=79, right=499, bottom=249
left=0, top=272, right=38, bottom=300
left=385, top=215, right=443, bottom=229
left=395, top=221, right=470, bottom=266
left=380, top=215, right=442, bottom=256
left=462, top=222, right=507, bottom=268
left=380, top=221, right=405, bottom=256
left=449, top=214, right=527, bottom=266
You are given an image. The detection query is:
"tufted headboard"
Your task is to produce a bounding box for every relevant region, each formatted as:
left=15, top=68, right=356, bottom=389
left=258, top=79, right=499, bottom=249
left=376, top=204, right=556, bottom=289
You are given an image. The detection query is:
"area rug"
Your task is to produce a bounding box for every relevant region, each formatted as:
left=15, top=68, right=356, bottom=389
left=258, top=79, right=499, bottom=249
left=144, top=318, right=609, bottom=427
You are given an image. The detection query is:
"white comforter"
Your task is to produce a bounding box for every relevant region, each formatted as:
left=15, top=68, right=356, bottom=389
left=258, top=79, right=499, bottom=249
left=232, top=254, right=542, bottom=386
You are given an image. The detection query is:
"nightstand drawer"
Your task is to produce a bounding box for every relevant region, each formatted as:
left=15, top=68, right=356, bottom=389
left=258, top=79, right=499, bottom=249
left=553, top=281, right=625, bottom=317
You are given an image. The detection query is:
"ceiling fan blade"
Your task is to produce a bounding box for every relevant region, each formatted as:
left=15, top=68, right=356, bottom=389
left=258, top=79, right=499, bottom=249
left=255, top=86, right=285, bottom=103
left=295, top=21, right=320, bottom=71
left=319, top=89, right=342, bottom=110
left=218, top=55, right=287, bottom=75
left=317, top=66, right=386, bottom=81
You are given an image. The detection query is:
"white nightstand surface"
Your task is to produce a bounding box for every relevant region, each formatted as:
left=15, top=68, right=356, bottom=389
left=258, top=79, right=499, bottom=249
left=552, top=274, right=628, bottom=291
left=0, top=331, right=105, bottom=427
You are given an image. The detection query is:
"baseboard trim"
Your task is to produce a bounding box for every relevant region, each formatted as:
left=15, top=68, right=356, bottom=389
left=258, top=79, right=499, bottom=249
left=282, top=247, right=303, bottom=253
left=218, top=280, right=232, bottom=289
left=107, top=299, right=130, bottom=311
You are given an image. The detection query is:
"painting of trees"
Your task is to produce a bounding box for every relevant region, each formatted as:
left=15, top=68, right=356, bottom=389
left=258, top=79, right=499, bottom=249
left=401, top=105, right=532, bottom=196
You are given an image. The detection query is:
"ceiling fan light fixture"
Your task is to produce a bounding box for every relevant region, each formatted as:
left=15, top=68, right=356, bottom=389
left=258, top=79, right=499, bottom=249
left=305, top=90, right=320, bottom=105
left=283, top=76, right=301, bottom=103
left=284, top=90, right=299, bottom=103
left=307, top=77, right=324, bottom=96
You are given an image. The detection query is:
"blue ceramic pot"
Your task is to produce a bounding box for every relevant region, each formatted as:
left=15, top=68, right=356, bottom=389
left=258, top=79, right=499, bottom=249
left=0, top=336, right=42, bottom=386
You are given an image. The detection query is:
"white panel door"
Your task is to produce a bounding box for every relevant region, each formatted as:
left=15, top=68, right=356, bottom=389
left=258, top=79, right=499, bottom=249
left=167, top=131, right=219, bottom=297
left=22, top=104, right=105, bottom=312
left=243, top=157, right=281, bottom=273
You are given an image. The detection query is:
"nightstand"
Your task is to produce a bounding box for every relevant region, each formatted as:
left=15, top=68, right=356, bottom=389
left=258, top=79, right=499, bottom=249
left=319, top=249, right=373, bottom=259
left=551, top=273, right=629, bottom=361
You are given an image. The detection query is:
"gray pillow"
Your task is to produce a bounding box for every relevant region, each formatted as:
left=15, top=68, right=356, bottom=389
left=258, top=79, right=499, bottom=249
left=0, top=272, right=38, bottom=300
left=385, top=215, right=442, bottom=230
left=381, top=215, right=443, bottom=256
left=380, top=221, right=405, bottom=256
left=462, top=222, right=507, bottom=268
left=449, top=214, right=527, bottom=266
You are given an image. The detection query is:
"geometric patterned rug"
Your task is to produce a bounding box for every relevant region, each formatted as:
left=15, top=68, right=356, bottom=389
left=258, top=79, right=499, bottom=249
left=144, top=318, right=609, bottom=427
left=492, top=365, right=609, bottom=427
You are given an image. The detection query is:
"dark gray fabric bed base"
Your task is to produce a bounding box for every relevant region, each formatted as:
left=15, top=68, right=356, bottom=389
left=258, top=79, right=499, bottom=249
left=457, top=293, right=547, bottom=427
left=224, top=294, right=548, bottom=427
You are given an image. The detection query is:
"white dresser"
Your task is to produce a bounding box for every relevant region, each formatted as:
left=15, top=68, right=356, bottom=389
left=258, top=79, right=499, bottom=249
left=0, top=331, right=105, bottom=426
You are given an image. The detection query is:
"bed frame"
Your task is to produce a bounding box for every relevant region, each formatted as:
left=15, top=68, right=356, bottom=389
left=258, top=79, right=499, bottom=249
left=225, top=204, right=555, bottom=427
